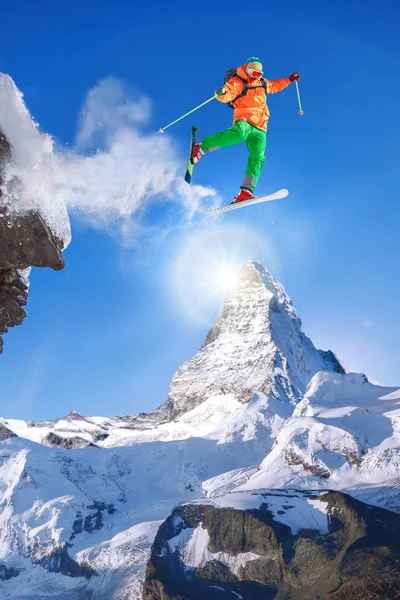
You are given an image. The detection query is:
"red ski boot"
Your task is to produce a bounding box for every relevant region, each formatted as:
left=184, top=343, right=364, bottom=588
left=232, top=189, right=255, bottom=203
left=191, top=143, right=204, bottom=164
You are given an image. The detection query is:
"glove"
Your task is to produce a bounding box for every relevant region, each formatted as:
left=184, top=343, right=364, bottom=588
left=214, top=87, right=226, bottom=97
left=289, top=73, right=300, bottom=82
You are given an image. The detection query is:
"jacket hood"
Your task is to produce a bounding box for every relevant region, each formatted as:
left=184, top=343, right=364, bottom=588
left=237, top=64, right=250, bottom=80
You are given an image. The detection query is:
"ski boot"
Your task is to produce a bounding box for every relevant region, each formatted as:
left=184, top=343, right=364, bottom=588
left=191, top=143, right=204, bottom=164
left=232, top=189, right=255, bottom=203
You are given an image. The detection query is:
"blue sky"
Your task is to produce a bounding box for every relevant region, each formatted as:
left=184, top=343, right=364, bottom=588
left=0, top=0, right=399, bottom=420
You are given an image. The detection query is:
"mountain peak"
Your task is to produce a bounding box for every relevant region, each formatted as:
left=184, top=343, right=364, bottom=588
left=240, top=260, right=301, bottom=324
left=158, top=261, right=343, bottom=422
left=66, top=410, right=92, bottom=423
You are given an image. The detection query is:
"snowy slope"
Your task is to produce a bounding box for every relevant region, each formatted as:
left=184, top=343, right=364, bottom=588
left=0, top=396, right=244, bottom=448
left=1, top=377, right=399, bottom=597
left=204, top=372, right=400, bottom=502
left=0, top=391, right=299, bottom=598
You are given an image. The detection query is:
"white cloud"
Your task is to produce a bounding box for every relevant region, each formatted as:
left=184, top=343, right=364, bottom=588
left=75, top=77, right=152, bottom=150
left=0, top=74, right=218, bottom=248
left=59, top=77, right=218, bottom=246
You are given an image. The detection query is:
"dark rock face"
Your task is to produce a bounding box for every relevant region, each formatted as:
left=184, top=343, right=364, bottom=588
left=0, top=564, right=21, bottom=580
left=34, top=544, right=96, bottom=579
left=0, top=206, right=65, bottom=271
left=317, top=349, right=345, bottom=374
left=42, top=431, right=94, bottom=450
left=0, top=423, right=17, bottom=441
left=25, top=411, right=111, bottom=449
left=0, top=129, right=66, bottom=353
left=142, top=491, right=400, bottom=600
left=71, top=502, right=116, bottom=540
left=0, top=268, right=28, bottom=354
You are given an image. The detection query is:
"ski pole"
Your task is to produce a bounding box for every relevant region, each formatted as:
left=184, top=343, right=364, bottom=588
left=157, top=96, right=215, bottom=133
left=295, top=81, right=304, bottom=116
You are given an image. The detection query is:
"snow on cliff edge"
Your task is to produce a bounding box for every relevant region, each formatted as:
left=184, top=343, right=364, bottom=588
left=0, top=73, right=71, bottom=245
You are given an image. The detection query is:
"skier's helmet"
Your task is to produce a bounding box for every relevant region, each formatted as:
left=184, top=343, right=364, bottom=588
left=246, top=56, right=263, bottom=79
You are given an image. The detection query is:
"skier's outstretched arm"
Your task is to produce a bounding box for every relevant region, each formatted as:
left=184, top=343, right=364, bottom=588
left=266, top=78, right=291, bottom=94
left=266, top=73, right=300, bottom=94
left=214, top=79, right=244, bottom=103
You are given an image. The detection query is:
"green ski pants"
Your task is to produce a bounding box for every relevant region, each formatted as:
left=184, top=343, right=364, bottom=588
left=201, top=119, right=267, bottom=192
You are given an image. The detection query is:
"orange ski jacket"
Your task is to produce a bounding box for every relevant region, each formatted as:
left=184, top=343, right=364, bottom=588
left=216, top=64, right=291, bottom=132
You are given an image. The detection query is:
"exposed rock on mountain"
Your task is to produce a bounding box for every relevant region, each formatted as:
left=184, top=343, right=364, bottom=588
left=43, top=431, right=95, bottom=450
left=0, top=565, right=21, bottom=581
left=34, top=544, right=96, bottom=580
left=143, top=490, right=400, bottom=600
left=0, top=423, right=17, bottom=441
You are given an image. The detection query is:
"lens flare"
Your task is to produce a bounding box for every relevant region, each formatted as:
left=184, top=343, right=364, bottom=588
left=170, top=222, right=280, bottom=324
left=211, top=264, right=240, bottom=294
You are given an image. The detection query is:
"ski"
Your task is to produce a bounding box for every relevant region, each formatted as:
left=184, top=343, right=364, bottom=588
left=184, top=125, right=199, bottom=185
left=208, top=188, right=289, bottom=216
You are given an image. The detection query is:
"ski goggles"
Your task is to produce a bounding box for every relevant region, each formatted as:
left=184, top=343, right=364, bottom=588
left=247, top=67, right=263, bottom=78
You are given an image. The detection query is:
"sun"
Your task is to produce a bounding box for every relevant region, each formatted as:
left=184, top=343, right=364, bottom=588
left=170, top=222, right=279, bottom=324
left=210, top=263, right=241, bottom=294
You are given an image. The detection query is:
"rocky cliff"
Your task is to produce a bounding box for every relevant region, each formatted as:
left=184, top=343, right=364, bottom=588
left=0, top=127, right=65, bottom=353
left=143, top=490, right=400, bottom=600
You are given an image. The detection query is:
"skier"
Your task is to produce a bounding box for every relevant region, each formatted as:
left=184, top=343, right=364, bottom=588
left=191, top=58, right=300, bottom=203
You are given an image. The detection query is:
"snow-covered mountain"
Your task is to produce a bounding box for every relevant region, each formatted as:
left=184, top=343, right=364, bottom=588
left=204, top=372, right=400, bottom=504
left=158, top=262, right=343, bottom=421
left=0, top=263, right=343, bottom=448
left=0, top=261, right=399, bottom=599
